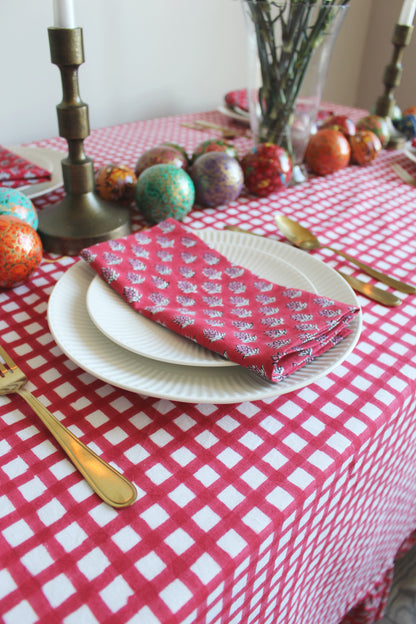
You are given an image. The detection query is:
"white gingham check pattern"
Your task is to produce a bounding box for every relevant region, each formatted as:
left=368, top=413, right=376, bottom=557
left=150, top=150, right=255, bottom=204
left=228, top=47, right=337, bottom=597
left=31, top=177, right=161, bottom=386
left=1, top=105, right=416, bottom=624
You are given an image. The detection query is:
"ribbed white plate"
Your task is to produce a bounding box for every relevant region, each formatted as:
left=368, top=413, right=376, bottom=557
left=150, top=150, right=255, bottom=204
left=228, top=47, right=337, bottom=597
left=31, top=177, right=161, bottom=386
left=7, top=146, right=65, bottom=199
left=47, top=229, right=362, bottom=404
left=86, top=241, right=314, bottom=367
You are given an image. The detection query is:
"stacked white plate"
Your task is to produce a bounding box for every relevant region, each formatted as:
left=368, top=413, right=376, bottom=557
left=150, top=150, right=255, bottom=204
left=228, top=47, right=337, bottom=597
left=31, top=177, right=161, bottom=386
left=47, top=229, right=362, bottom=404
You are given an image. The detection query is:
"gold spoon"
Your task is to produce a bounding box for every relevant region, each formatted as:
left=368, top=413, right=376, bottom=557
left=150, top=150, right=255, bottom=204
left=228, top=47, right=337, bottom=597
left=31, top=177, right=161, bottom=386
left=274, top=214, right=416, bottom=295
left=224, top=225, right=402, bottom=307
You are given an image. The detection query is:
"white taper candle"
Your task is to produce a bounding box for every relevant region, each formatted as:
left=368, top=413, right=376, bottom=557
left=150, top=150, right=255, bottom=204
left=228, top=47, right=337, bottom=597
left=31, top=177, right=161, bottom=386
left=53, top=0, right=76, bottom=28
left=398, top=0, right=416, bottom=26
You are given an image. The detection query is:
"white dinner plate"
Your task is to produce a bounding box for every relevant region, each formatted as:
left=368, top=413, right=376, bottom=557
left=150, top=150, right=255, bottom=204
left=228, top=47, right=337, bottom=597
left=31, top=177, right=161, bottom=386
left=86, top=241, right=315, bottom=367
left=217, top=105, right=250, bottom=124
left=47, top=229, right=361, bottom=404
left=7, top=146, right=65, bottom=199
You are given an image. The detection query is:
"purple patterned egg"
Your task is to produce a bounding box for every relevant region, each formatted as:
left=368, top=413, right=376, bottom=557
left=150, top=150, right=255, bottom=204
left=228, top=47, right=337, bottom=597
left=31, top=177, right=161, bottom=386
left=189, top=152, right=243, bottom=207
left=0, top=188, right=38, bottom=229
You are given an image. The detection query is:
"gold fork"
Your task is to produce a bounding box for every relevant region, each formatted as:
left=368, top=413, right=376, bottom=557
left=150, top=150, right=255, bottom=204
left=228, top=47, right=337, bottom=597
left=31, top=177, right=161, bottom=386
left=391, top=163, right=416, bottom=187
left=0, top=344, right=137, bottom=508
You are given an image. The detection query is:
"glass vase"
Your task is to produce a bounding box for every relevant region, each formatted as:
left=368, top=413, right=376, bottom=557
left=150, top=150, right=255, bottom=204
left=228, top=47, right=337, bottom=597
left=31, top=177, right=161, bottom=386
left=241, top=1, right=348, bottom=183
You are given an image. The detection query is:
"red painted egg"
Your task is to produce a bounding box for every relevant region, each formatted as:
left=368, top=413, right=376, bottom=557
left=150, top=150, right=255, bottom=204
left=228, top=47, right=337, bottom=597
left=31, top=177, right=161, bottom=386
left=95, top=163, right=137, bottom=203
left=241, top=143, right=292, bottom=197
left=356, top=115, right=390, bottom=148
left=159, top=142, right=189, bottom=164
left=135, top=146, right=188, bottom=178
left=304, top=129, right=351, bottom=176
left=349, top=130, right=382, bottom=165
left=191, top=139, right=238, bottom=164
left=0, top=215, right=43, bottom=288
left=321, top=114, right=356, bottom=138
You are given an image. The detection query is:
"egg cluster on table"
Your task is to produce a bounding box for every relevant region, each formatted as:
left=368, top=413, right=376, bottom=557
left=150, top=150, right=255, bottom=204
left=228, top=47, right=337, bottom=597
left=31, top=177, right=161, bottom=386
left=0, top=107, right=414, bottom=290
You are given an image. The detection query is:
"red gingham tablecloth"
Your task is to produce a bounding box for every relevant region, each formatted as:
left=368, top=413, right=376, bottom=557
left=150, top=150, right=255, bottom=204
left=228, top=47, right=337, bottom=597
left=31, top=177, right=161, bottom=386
left=1, top=105, right=416, bottom=624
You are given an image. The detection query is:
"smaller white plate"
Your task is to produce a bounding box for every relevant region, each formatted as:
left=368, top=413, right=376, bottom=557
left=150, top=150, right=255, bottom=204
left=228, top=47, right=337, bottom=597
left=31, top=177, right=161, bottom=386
left=86, top=241, right=316, bottom=367
left=7, top=146, right=65, bottom=199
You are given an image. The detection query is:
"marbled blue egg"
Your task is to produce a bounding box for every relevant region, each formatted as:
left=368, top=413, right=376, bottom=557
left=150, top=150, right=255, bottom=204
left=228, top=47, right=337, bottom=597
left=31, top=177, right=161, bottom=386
left=393, top=114, right=416, bottom=140
left=0, top=188, right=38, bottom=229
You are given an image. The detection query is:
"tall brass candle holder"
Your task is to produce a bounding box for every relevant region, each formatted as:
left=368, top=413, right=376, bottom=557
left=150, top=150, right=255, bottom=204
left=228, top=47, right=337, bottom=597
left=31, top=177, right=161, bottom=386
left=38, top=27, right=131, bottom=255
left=374, top=23, right=414, bottom=149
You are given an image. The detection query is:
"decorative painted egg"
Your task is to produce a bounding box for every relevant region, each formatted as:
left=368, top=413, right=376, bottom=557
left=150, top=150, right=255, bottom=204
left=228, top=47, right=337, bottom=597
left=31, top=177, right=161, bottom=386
left=403, top=106, right=416, bottom=117
left=304, top=129, right=351, bottom=175
left=135, top=146, right=188, bottom=178
left=356, top=115, right=390, bottom=147
left=134, top=164, right=195, bottom=224
left=240, top=143, right=292, bottom=197
left=349, top=130, right=382, bottom=165
left=95, top=163, right=137, bottom=203
left=321, top=114, right=356, bottom=138
left=393, top=115, right=416, bottom=140
left=159, top=143, right=189, bottom=164
left=189, top=152, right=243, bottom=207
left=191, top=139, right=238, bottom=164
left=0, top=188, right=38, bottom=229
left=0, top=215, right=43, bottom=288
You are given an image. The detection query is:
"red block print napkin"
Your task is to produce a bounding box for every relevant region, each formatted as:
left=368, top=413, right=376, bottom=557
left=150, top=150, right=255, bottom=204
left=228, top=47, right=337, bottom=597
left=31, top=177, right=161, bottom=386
left=81, top=219, right=359, bottom=383
left=0, top=146, right=51, bottom=188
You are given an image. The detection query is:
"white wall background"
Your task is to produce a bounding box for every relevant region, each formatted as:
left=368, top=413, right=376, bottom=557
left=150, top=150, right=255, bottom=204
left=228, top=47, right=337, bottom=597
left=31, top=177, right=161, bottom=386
left=1, top=0, right=415, bottom=146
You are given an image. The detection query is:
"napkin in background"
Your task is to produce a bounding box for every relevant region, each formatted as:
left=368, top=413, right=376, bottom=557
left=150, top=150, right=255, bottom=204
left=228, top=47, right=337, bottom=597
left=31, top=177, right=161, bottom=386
left=0, top=146, right=51, bottom=188
left=81, top=219, right=359, bottom=383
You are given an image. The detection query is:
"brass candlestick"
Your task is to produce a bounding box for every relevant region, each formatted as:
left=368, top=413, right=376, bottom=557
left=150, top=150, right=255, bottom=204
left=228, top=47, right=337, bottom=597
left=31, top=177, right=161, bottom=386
left=38, top=27, right=131, bottom=255
left=374, top=23, right=414, bottom=148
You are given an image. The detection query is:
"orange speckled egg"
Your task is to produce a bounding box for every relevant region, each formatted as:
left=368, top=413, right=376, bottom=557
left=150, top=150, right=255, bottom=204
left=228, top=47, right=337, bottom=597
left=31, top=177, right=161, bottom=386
left=0, top=215, right=43, bottom=288
left=349, top=130, right=382, bottom=165
left=95, top=163, right=137, bottom=203
left=305, top=129, right=351, bottom=176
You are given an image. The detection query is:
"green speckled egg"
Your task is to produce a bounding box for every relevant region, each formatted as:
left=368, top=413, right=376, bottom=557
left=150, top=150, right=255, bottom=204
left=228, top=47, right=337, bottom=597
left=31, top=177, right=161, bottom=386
left=134, top=164, right=195, bottom=224
left=0, top=188, right=38, bottom=229
left=356, top=115, right=390, bottom=147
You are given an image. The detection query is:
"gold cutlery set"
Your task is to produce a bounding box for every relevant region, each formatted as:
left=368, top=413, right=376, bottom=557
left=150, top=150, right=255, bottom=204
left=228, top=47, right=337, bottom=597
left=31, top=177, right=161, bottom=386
left=226, top=214, right=415, bottom=307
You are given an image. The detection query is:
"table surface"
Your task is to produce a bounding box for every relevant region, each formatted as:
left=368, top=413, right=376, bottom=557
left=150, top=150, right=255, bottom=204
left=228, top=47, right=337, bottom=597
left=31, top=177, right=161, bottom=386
left=1, top=104, right=416, bottom=624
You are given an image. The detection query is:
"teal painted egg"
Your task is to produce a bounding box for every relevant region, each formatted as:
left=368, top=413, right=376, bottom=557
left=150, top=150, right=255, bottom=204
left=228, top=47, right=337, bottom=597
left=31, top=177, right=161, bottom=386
left=0, top=188, right=38, bottom=229
left=134, top=164, right=195, bottom=224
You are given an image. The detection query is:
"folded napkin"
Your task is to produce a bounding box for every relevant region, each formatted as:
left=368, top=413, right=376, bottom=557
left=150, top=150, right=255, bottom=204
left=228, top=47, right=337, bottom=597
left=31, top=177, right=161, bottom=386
left=225, top=89, right=249, bottom=113
left=224, top=89, right=333, bottom=122
left=81, top=219, right=359, bottom=383
left=0, top=146, right=51, bottom=188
